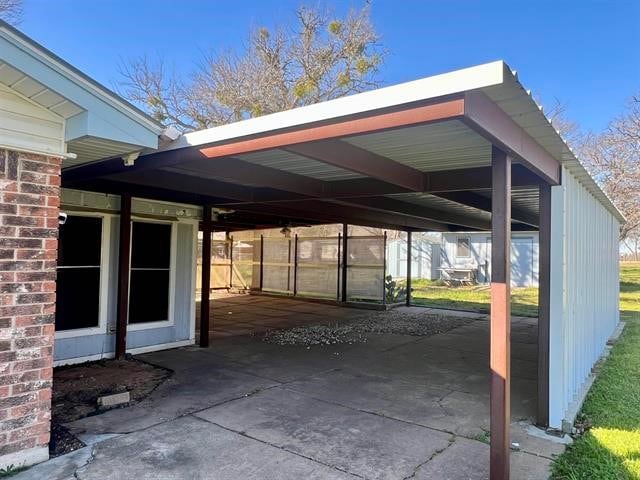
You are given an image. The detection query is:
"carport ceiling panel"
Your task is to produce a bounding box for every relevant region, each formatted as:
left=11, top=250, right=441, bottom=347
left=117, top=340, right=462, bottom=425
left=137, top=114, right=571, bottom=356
left=473, top=188, right=540, bottom=215
left=343, top=120, right=493, bottom=172
left=234, top=149, right=365, bottom=181
left=482, top=82, right=568, bottom=160
left=386, top=192, right=493, bottom=222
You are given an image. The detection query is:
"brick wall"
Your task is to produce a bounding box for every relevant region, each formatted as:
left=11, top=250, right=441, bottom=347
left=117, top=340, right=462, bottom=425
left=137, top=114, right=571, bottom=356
left=0, top=149, right=60, bottom=468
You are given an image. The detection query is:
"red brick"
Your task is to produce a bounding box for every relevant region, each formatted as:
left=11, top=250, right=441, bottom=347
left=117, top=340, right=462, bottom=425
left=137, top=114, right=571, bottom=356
left=0, top=226, right=17, bottom=236
left=0, top=238, right=42, bottom=249
left=17, top=293, right=55, bottom=305
left=2, top=192, right=45, bottom=206
left=48, top=175, right=61, bottom=186
left=19, top=227, right=58, bottom=239
left=1, top=150, right=58, bottom=459
left=0, top=437, right=36, bottom=456
left=20, top=160, right=59, bottom=175
left=3, top=216, right=43, bottom=227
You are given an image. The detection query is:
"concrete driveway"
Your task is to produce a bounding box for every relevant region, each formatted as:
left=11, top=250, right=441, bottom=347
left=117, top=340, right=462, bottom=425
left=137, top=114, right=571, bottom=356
left=20, top=307, right=562, bottom=479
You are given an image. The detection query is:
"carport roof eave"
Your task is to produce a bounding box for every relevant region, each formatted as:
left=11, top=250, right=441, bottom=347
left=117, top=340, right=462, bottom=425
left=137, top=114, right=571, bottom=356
left=146, top=60, right=622, bottom=223
left=158, top=60, right=508, bottom=153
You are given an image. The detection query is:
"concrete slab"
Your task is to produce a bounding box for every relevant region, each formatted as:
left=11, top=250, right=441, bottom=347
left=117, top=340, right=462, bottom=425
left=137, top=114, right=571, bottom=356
left=285, top=367, right=452, bottom=428
left=13, top=446, right=94, bottom=480
left=42, top=296, right=556, bottom=479
left=413, top=436, right=551, bottom=480
left=65, top=352, right=279, bottom=435
left=195, top=388, right=453, bottom=479
left=73, top=416, right=357, bottom=480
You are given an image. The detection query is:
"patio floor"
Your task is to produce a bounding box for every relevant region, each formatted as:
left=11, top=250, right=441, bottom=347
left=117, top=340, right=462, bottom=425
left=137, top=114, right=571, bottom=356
left=22, top=300, right=563, bottom=479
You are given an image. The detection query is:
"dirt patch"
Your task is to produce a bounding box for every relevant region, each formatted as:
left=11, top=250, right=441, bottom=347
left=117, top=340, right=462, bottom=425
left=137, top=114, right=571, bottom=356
left=49, top=423, right=85, bottom=457
left=50, top=358, right=171, bottom=457
left=53, top=358, right=171, bottom=424
left=262, top=310, right=474, bottom=346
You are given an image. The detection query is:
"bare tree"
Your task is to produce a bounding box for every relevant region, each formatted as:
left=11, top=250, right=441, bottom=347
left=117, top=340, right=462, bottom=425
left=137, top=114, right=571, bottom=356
left=580, top=95, right=640, bottom=241
left=546, top=98, right=582, bottom=148
left=0, top=0, right=22, bottom=25
left=120, top=3, right=383, bottom=131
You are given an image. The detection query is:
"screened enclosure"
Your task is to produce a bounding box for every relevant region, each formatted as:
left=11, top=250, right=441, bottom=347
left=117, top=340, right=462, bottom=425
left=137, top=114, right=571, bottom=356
left=197, top=226, right=411, bottom=305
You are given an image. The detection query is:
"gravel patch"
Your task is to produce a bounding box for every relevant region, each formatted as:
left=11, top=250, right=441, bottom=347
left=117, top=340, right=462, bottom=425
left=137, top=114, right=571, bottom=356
left=262, top=309, right=474, bottom=346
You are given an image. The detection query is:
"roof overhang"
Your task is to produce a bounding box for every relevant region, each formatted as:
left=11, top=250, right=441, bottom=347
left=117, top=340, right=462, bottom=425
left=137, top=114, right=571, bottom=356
left=62, top=60, right=624, bottom=228
left=0, top=20, right=163, bottom=166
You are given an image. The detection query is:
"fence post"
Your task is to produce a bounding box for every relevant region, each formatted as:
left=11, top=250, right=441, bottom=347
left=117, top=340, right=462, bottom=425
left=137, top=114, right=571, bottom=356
left=229, top=234, right=234, bottom=288
left=406, top=231, right=412, bottom=306
left=337, top=233, right=342, bottom=301
left=341, top=224, right=348, bottom=302
left=382, top=231, right=387, bottom=306
left=259, top=234, right=264, bottom=291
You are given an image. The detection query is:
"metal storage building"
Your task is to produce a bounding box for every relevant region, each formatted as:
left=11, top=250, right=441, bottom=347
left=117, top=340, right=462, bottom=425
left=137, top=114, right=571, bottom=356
left=440, top=232, right=539, bottom=287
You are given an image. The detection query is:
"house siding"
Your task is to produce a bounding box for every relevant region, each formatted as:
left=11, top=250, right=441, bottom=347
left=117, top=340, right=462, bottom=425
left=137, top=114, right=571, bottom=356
left=53, top=191, right=198, bottom=364
left=0, top=84, right=65, bottom=158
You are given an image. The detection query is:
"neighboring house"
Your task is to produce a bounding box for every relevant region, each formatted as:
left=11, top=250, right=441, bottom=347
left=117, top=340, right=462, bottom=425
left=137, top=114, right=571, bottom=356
left=441, top=232, right=539, bottom=287
left=386, top=235, right=441, bottom=280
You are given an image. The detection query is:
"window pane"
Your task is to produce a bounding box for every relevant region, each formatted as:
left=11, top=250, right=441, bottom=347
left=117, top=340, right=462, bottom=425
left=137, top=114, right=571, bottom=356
left=55, top=268, right=100, bottom=331
left=58, top=216, right=102, bottom=266
left=129, top=270, right=170, bottom=323
left=457, top=237, right=470, bottom=257
left=131, top=222, right=171, bottom=268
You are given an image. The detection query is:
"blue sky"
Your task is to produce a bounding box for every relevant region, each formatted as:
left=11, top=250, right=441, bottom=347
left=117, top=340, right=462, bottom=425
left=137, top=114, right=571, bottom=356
left=19, top=0, right=640, bottom=132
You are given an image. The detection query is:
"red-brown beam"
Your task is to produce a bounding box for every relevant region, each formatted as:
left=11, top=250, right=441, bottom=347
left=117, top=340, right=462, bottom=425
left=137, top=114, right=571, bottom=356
left=490, top=146, right=511, bottom=480
left=198, top=98, right=465, bottom=159
left=464, top=91, right=560, bottom=185
left=115, top=193, right=132, bottom=360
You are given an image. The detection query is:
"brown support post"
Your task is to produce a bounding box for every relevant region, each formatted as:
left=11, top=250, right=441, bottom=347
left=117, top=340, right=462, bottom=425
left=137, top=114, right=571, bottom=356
left=259, top=234, right=264, bottom=291
left=341, top=223, right=348, bottom=302
left=406, top=231, right=412, bottom=306
left=115, top=193, right=132, bottom=360
left=293, top=234, right=299, bottom=296
left=490, top=146, right=511, bottom=480
left=537, top=183, right=551, bottom=427
left=200, top=206, right=212, bottom=347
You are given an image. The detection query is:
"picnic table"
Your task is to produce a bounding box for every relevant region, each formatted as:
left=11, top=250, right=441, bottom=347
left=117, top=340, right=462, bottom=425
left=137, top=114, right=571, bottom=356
left=438, top=266, right=478, bottom=286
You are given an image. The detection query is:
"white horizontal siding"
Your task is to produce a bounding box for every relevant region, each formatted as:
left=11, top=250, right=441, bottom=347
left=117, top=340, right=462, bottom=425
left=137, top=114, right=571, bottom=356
left=548, top=166, right=620, bottom=428
left=0, top=83, right=65, bottom=156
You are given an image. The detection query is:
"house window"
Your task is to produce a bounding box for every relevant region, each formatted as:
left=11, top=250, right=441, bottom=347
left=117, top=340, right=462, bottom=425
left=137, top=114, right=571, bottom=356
left=456, top=236, right=471, bottom=258
left=129, top=221, right=172, bottom=324
left=55, top=216, right=102, bottom=331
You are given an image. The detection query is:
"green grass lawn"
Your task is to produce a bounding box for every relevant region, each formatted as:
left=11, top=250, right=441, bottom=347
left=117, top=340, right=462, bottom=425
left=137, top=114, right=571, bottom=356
left=410, top=279, right=539, bottom=317
left=551, top=262, right=640, bottom=479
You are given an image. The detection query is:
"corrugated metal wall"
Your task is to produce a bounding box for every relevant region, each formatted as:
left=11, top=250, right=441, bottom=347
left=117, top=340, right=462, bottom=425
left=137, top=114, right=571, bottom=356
left=548, top=167, right=620, bottom=428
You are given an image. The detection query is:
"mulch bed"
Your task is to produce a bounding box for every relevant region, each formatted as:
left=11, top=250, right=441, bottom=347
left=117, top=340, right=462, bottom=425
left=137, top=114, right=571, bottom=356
left=50, top=358, right=171, bottom=457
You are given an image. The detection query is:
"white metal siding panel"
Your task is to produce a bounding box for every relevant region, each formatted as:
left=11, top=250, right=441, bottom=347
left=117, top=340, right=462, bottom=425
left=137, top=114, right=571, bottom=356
left=548, top=167, right=620, bottom=428
left=0, top=83, right=65, bottom=156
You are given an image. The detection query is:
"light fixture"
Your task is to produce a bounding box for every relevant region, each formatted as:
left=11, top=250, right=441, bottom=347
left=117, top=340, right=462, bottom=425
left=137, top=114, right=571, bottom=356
left=280, top=225, right=292, bottom=238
